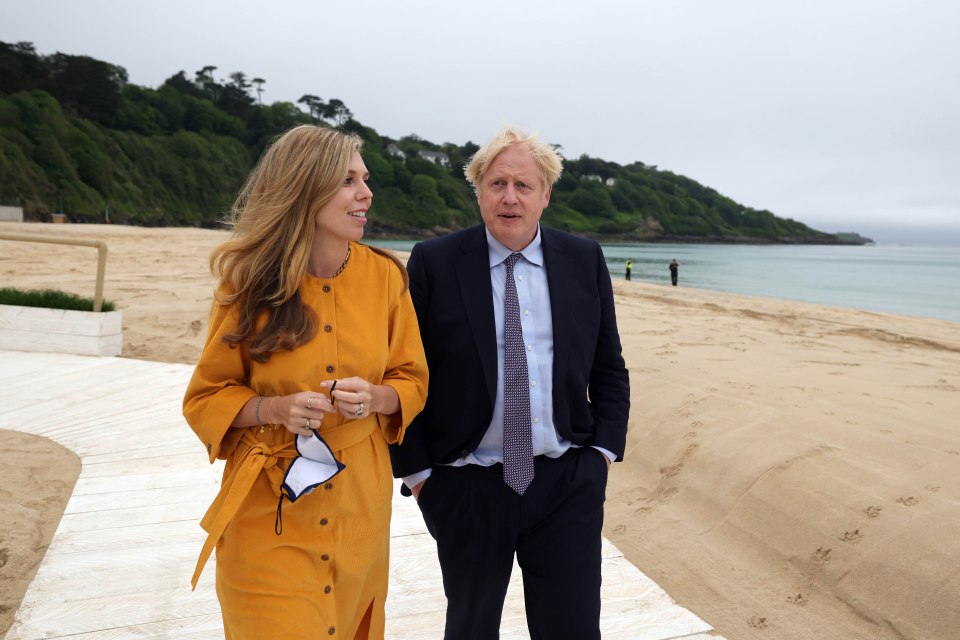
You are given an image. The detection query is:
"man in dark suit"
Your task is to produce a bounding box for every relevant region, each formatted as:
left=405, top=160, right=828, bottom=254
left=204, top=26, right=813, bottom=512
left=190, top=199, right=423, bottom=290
left=390, top=127, right=630, bottom=639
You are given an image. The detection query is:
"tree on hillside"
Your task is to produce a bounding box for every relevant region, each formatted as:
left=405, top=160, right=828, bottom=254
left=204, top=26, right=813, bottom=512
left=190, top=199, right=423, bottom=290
left=162, top=70, right=205, bottom=99
left=194, top=65, right=218, bottom=101
left=252, top=77, right=265, bottom=104
left=324, top=98, right=352, bottom=127
left=46, top=53, right=128, bottom=123
left=228, top=72, right=250, bottom=91
left=0, top=41, right=45, bottom=94
left=297, top=94, right=325, bottom=119
left=218, top=71, right=255, bottom=119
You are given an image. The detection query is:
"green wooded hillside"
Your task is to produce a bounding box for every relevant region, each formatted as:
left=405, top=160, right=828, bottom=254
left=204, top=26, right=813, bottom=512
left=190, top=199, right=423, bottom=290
left=0, top=41, right=852, bottom=243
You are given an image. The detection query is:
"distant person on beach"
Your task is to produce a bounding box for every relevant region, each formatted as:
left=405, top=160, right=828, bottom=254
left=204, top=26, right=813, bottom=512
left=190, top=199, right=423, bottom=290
left=390, top=127, right=630, bottom=639
left=182, top=125, right=428, bottom=639
left=670, top=259, right=679, bottom=286
left=625, top=259, right=633, bottom=280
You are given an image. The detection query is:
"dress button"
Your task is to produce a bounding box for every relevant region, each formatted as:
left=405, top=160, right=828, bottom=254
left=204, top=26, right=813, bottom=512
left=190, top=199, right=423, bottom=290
left=324, top=324, right=333, bottom=333
left=322, top=285, right=331, bottom=293
left=326, top=365, right=335, bottom=373
left=321, top=554, right=330, bottom=561
left=324, top=483, right=333, bottom=490
left=328, top=626, right=336, bottom=635
left=320, top=518, right=329, bottom=526
left=324, top=585, right=332, bottom=594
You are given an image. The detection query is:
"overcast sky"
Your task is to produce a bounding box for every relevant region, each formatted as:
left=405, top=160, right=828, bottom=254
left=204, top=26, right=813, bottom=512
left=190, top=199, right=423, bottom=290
left=3, top=0, right=959, bottom=243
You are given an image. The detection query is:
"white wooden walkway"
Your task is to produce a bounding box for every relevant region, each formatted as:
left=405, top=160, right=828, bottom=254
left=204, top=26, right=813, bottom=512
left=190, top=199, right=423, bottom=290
left=1, top=350, right=723, bottom=639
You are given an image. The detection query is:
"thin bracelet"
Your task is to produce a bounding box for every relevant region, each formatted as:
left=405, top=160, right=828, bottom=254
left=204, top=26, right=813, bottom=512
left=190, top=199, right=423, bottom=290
left=255, top=396, right=264, bottom=426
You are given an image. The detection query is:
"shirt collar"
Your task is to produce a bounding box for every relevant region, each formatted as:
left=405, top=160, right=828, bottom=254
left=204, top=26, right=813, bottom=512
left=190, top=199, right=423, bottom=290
left=485, top=226, right=544, bottom=269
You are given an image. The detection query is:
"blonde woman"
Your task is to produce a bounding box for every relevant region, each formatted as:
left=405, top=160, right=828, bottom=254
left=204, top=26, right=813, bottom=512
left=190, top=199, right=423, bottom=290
left=183, top=124, right=428, bottom=639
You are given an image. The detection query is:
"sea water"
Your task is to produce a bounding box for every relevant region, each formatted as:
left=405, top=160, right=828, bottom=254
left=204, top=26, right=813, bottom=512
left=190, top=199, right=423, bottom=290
left=370, top=239, right=960, bottom=324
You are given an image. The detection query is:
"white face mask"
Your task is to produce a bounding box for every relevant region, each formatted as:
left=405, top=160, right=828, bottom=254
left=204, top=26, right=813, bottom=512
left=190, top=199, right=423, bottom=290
left=280, top=432, right=345, bottom=501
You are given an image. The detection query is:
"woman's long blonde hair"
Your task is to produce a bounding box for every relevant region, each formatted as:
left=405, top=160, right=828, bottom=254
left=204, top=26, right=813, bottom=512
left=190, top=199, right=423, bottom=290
left=210, top=125, right=365, bottom=361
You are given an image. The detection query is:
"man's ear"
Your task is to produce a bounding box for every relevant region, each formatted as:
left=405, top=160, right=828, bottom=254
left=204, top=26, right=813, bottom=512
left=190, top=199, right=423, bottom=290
left=543, top=185, right=552, bottom=207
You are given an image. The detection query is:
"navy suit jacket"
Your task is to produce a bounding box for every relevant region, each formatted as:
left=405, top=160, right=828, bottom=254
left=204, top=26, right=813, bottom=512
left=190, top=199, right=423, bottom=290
left=390, top=224, right=630, bottom=482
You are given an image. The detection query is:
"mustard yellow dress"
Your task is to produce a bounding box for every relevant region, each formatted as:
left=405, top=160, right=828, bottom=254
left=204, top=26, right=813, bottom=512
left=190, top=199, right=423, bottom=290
left=183, top=244, right=428, bottom=640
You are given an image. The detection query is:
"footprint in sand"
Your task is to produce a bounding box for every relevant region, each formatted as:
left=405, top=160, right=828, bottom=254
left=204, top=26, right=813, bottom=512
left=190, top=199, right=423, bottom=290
left=839, top=529, right=863, bottom=543
left=864, top=506, right=882, bottom=518
left=925, top=485, right=941, bottom=492
left=658, top=487, right=678, bottom=502
left=812, top=547, right=832, bottom=563
left=683, top=431, right=698, bottom=439
left=786, top=593, right=808, bottom=606
left=612, top=524, right=627, bottom=534
left=660, top=464, right=682, bottom=478
left=897, top=496, right=920, bottom=506
left=747, top=616, right=768, bottom=629
left=946, top=450, right=960, bottom=456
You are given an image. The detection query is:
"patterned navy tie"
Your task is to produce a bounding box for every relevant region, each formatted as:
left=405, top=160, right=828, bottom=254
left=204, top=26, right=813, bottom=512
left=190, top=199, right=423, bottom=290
left=503, top=252, right=534, bottom=495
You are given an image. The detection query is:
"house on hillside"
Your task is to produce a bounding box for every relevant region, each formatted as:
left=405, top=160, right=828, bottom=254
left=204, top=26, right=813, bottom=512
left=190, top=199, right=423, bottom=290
left=385, top=143, right=406, bottom=159
left=418, top=150, right=450, bottom=167
left=582, top=175, right=617, bottom=187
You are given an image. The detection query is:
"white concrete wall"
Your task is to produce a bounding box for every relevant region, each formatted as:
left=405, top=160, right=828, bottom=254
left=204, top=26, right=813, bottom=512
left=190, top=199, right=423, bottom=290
left=0, top=206, right=24, bottom=222
left=0, top=305, right=122, bottom=356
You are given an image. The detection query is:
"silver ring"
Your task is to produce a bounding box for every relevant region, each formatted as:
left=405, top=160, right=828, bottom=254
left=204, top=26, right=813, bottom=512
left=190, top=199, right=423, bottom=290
left=304, top=418, right=311, bottom=430
left=355, top=403, right=365, bottom=417
left=307, top=396, right=316, bottom=409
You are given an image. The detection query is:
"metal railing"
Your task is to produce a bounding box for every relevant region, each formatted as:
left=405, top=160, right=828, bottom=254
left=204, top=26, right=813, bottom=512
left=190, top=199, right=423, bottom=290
left=0, top=233, right=109, bottom=311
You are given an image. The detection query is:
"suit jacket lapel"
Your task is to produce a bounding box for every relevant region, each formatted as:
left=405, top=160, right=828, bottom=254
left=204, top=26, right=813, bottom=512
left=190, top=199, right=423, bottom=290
left=454, top=227, right=498, bottom=406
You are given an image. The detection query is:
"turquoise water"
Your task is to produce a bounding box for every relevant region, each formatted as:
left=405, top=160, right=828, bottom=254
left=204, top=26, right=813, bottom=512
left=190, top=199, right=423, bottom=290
left=369, top=239, right=960, bottom=323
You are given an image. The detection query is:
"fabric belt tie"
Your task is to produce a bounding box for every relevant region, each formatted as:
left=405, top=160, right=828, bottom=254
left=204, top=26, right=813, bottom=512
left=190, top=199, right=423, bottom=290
left=190, top=418, right=377, bottom=589
left=191, top=433, right=296, bottom=589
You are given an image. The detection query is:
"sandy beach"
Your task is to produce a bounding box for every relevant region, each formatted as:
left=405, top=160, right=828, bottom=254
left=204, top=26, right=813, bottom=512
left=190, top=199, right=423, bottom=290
left=2, top=221, right=959, bottom=640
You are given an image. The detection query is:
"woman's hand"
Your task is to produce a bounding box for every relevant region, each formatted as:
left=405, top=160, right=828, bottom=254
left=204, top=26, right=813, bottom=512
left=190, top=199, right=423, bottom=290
left=266, top=391, right=335, bottom=436
left=321, top=376, right=400, bottom=421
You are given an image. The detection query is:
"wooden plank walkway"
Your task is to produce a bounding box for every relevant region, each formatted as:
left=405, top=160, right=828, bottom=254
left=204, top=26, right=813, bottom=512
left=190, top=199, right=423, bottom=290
left=1, top=350, right=723, bottom=639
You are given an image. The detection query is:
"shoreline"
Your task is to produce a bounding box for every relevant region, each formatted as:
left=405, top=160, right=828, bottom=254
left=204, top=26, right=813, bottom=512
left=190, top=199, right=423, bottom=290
left=2, top=222, right=958, bottom=639
left=10, top=217, right=872, bottom=245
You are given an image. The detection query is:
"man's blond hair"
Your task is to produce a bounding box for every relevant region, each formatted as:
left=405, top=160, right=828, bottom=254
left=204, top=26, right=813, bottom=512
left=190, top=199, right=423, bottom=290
left=464, top=127, right=563, bottom=193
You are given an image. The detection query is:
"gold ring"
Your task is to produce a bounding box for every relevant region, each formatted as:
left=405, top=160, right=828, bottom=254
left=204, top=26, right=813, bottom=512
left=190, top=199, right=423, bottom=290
left=355, top=403, right=364, bottom=417
left=307, top=396, right=315, bottom=409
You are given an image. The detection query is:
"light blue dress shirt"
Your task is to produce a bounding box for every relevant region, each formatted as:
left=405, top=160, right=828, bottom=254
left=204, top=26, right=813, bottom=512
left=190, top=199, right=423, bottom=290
left=403, top=226, right=612, bottom=490
left=453, top=227, right=568, bottom=465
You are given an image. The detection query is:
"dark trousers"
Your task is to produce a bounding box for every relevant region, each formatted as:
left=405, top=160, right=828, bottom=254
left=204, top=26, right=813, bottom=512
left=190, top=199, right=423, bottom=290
left=416, top=447, right=608, bottom=640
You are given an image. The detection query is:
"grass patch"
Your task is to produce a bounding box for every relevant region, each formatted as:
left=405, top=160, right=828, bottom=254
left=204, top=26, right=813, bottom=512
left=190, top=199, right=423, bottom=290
left=0, top=287, right=116, bottom=312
